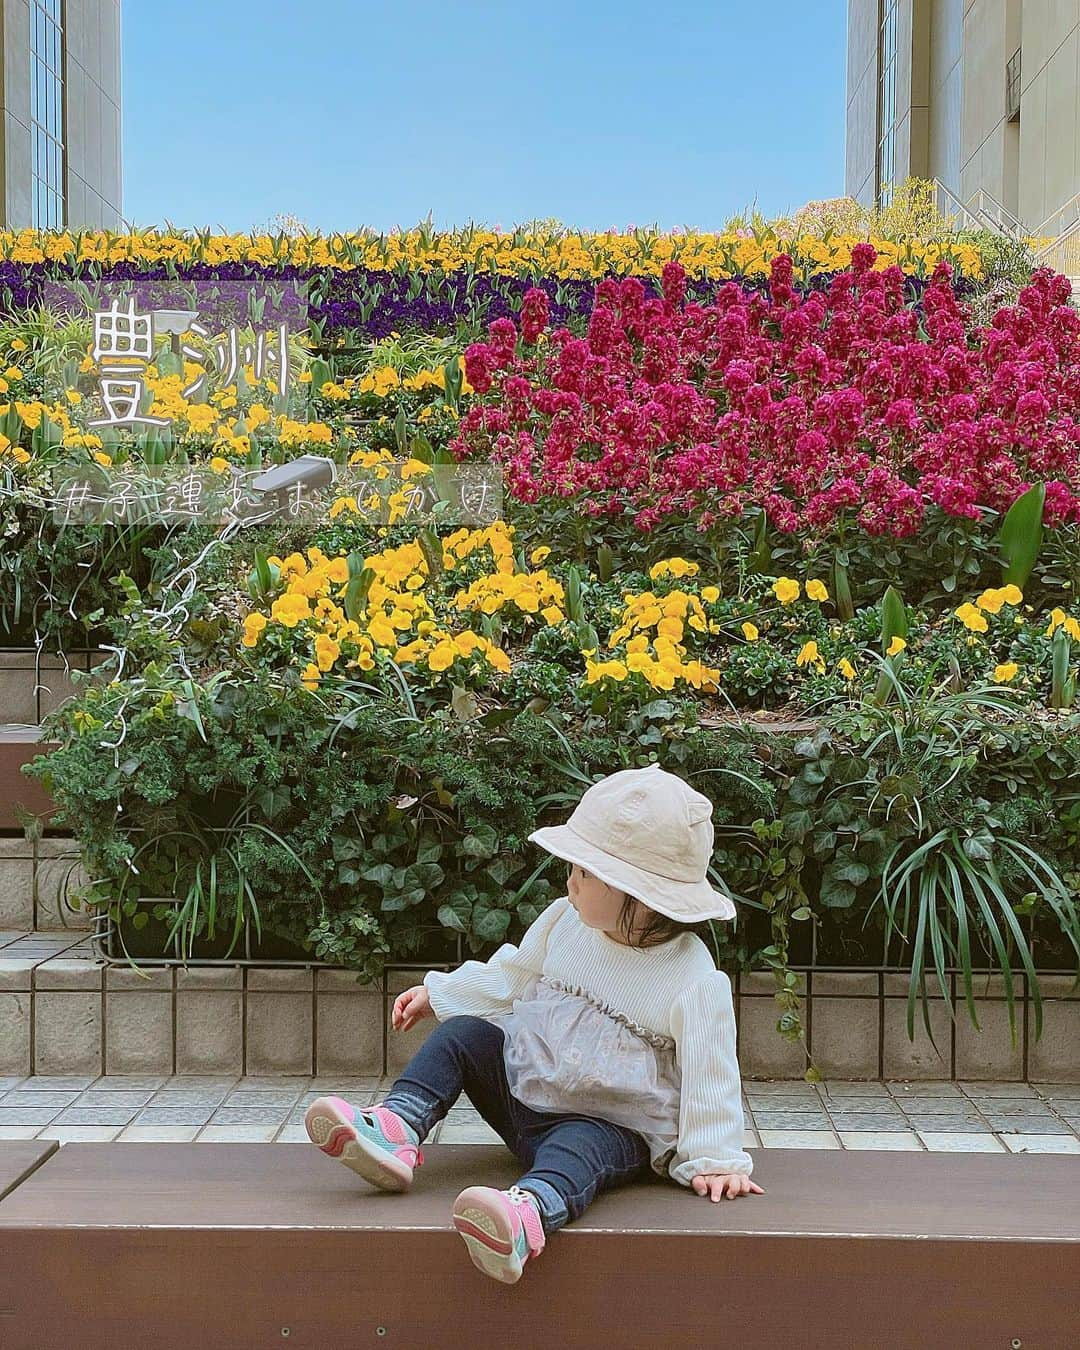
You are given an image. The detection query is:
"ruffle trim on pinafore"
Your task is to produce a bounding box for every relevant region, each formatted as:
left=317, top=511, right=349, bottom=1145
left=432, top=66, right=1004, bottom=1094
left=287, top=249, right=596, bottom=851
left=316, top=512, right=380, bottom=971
left=539, top=976, right=676, bottom=1051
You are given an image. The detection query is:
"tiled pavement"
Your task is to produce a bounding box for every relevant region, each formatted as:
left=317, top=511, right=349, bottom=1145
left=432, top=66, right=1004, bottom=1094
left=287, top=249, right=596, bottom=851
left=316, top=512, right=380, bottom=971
left=0, top=930, right=94, bottom=958
left=1, top=1074, right=1079, bottom=1154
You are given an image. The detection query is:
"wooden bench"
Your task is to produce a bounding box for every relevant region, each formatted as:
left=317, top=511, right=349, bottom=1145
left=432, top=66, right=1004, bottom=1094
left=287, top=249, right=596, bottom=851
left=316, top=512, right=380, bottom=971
left=0, top=1143, right=1077, bottom=1348
left=0, top=1141, right=55, bottom=1203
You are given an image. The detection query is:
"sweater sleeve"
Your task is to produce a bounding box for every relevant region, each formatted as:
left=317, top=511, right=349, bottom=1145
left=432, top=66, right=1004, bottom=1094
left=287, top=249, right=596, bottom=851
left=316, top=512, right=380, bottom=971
left=423, top=895, right=570, bottom=1021
left=668, top=970, right=754, bottom=1184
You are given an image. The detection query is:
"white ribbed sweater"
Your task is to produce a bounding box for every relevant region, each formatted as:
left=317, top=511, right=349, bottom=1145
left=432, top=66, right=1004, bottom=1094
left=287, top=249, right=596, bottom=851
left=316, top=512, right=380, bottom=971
left=423, top=895, right=753, bottom=1183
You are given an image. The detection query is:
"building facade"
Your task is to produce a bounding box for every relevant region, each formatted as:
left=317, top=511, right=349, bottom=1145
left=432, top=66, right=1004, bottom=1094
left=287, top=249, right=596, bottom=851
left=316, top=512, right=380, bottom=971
left=0, top=0, right=122, bottom=230
left=847, top=0, right=1080, bottom=233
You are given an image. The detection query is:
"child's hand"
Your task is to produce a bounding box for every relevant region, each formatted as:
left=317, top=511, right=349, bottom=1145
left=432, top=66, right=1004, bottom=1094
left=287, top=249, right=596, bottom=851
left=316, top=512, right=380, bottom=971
left=392, top=984, right=433, bottom=1032
left=692, top=1173, right=766, bottom=1202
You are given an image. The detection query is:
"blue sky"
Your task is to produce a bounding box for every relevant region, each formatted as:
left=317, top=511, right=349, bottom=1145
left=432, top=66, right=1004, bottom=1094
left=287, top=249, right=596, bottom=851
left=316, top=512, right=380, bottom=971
left=122, top=1, right=847, bottom=234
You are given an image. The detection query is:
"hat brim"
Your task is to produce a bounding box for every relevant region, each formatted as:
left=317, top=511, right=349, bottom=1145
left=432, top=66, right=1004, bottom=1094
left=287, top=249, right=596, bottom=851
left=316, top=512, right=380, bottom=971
left=528, top=822, right=737, bottom=923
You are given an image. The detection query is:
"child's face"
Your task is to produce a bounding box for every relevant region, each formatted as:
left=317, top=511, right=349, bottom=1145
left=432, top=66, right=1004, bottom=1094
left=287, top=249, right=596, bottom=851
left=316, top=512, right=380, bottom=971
left=565, top=862, right=626, bottom=932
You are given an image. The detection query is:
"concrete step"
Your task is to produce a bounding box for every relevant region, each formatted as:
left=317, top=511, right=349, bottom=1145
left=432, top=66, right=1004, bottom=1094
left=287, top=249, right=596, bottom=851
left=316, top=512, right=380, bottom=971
left=0, top=1143, right=1075, bottom=1348
left=1, top=927, right=1079, bottom=1082
left=0, top=647, right=105, bottom=726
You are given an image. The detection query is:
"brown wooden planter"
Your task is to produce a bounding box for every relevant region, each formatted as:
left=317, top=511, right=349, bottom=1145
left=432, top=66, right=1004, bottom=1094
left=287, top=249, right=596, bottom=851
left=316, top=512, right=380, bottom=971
left=0, top=727, right=59, bottom=830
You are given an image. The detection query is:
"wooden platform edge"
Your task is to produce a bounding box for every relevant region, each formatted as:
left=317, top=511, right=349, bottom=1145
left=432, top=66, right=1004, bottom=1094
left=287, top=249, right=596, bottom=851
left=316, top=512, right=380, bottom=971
left=0, top=1141, right=58, bottom=1204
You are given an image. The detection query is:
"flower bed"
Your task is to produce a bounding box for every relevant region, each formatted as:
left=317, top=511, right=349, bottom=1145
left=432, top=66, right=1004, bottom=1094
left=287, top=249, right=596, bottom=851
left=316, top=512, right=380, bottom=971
left=452, top=255, right=1080, bottom=532
left=6, top=217, right=1080, bottom=1071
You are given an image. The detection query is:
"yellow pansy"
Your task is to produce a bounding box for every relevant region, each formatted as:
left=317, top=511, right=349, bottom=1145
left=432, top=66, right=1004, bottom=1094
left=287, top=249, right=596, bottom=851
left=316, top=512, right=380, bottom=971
left=993, top=662, right=1018, bottom=683
left=837, top=658, right=856, bottom=680
left=806, top=579, right=829, bottom=602
left=772, top=577, right=800, bottom=605
left=242, top=613, right=267, bottom=648
left=486, top=646, right=511, bottom=673
left=741, top=622, right=759, bottom=642
left=1046, top=608, right=1080, bottom=640
left=976, top=588, right=1006, bottom=614
left=271, top=594, right=311, bottom=628
left=314, top=634, right=341, bottom=672
left=427, top=641, right=457, bottom=672
left=886, top=636, right=907, bottom=656
left=300, top=662, right=322, bottom=691
left=700, top=586, right=720, bottom=604
left=529, top=545, right=551, bottom=565
left=954, top=603, right=988, bottom=633
left=796, top=640, right=822, bottom=669
left=649, top=557, right=699, bottom=580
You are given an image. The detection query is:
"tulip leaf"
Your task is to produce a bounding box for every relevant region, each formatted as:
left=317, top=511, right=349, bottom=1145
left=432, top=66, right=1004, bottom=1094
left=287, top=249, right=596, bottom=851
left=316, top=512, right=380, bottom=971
left=999, top=482, right=1044, bottom=589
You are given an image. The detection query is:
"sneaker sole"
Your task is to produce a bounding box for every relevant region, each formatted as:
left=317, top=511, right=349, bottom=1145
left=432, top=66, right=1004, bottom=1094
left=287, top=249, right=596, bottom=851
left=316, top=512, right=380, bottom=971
left=304, top=1097, right=413, bottom=1192
left=452, top=1187, right=524, bottom=1284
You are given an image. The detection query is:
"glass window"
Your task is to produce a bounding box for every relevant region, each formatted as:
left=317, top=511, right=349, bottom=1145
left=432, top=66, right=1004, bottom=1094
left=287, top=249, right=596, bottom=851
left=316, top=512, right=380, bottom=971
left=30, top=1, right=65, bottom=228
left=876, top=0, right=899, bottom=206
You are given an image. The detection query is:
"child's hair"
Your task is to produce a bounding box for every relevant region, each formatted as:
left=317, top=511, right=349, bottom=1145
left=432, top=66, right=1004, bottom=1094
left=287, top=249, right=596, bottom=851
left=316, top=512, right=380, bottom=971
left=617, top=892, right=710, bottom=949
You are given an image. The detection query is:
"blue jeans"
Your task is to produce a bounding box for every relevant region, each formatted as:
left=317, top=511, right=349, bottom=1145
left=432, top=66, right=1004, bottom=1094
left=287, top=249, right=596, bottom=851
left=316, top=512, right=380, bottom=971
left=381, top=1014, right=652, bottom=1234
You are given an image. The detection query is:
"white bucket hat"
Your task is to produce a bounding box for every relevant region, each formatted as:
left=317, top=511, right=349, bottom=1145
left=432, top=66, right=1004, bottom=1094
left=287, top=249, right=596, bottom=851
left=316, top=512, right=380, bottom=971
left=528, top=763, right=736, bottom=923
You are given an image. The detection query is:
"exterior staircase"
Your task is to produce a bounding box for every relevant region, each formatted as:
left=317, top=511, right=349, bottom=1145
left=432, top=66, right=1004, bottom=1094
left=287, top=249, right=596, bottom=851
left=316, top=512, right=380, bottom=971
left=932, top=180, right=1080, bottom=308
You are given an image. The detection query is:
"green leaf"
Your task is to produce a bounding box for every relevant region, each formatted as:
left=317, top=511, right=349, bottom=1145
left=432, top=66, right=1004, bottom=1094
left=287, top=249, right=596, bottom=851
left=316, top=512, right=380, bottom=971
left=332, top=835, right=365, bottom=861
left=478, top=707, right=518, bottom=728
left=565, top=565, right=583, bottom=622
left=831, top=856, right=870, bottom=886
left=818, top=870, right=857, bottom=908
left=485, top=855, right=522, bottom=886
left=254, top=785, right=292, bottom=819
left=461, top=824, right=498, bottom=859
left=999, top=482, right=1044, bottom=590
left=1051, top=627, right=1073, bottom=709
left=472, top=904, right=511, bottom=942
left=343, top=565, right=376, bottom=622
left=787, top=774, right=823, bottom=805
left=783, top=809, right=813, bottom=841
left=962, top=831, right=994, bottom=862
left=748, top=508, right=770, bottom=573
left=438, top=899, right=470, bottom=933
left=880, top=585, right=909, bottom=646
left=409, top=862, right=445, bottom=888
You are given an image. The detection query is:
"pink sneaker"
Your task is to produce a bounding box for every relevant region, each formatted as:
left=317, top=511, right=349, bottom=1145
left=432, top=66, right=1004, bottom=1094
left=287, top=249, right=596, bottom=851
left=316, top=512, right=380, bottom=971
left=452, top=1184, right=546, bottom=1283
left=304, top=1096, right=423, bottom=1192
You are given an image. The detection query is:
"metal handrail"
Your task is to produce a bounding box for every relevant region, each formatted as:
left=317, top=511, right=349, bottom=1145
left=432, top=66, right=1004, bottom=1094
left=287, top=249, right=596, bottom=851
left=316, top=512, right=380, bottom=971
left=1034, top=191, right=1080, bottom=241
left=932, top=179, right=994, bottom=234
left=965, top=189, right=1027, bottom=239
left=1034, top=216, right=1080, bottom=277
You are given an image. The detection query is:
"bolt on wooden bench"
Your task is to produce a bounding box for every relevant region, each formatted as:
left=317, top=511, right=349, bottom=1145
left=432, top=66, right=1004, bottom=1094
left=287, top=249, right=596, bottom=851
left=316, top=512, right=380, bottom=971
left=0, top=1143, right=1077, bottom=1349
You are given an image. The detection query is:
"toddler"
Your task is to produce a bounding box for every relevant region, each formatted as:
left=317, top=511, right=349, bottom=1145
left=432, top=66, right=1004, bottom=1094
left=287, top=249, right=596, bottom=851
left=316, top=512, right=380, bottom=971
left=305, top=762, right=764, bottom=1283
